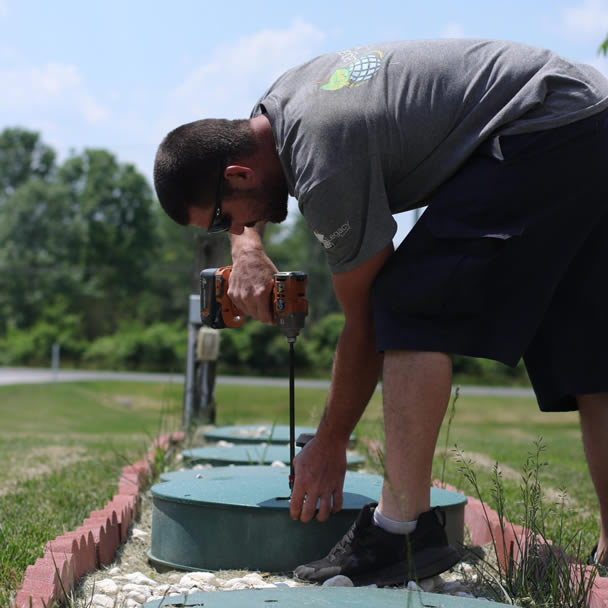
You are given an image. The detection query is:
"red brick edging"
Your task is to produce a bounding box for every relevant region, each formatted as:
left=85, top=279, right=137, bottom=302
left=12, top=439, right=608, bottom=607
left=13, top=432, right=185, bottom=608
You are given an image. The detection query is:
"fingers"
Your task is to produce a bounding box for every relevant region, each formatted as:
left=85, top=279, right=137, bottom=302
left=228, top=276, right=274, bottom=323
left=289, top=480, right=305, bottom=521
left=316, top=494, right=333, bottom=522
left=289, top=439, right=347, bottom=523
left=331, top=487, right=344, bottom=514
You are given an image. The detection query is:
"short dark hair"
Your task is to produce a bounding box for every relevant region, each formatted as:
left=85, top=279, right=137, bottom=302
left=153, top=119, right=256, bottom=226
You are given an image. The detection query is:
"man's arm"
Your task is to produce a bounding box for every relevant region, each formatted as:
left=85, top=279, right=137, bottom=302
left=229, top=224, right=276, bottom=324
left=290, top=243, right=394, bottom=522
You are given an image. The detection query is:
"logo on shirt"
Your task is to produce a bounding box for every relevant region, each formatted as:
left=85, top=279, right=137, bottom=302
left=314, top=222, right=351, bottom=249
left=321, top=50, right=384, bottom=91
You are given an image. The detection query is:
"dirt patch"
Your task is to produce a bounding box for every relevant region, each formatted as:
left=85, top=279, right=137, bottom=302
left=0, top=445, right=89, bottom=496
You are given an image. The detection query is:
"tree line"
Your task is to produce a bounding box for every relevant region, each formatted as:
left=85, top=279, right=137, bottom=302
left=0, top=127, right=342, bottom=375
left=0, top=127, right=527, bottom=384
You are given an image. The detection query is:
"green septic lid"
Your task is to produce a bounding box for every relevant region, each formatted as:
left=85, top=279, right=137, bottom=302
left=149, top=467, right=466, bottom=572
left=182, top=445, right=364, bottom=467
left=203, top=424, right=356, bottom=445
left=142, top=587, right=510, bottom=607
left=154, top=467, right=465, bottom=511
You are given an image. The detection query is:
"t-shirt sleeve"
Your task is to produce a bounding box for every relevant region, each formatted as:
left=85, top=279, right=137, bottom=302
left=298, top=155, right=397, bottom=273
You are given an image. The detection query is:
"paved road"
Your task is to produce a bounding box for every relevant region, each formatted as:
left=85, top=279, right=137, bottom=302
left=0, top=367, right=535, bottom=397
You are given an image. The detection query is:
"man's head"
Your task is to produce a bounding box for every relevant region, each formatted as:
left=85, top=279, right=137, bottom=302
left=154, top=118, right=288, bottom=233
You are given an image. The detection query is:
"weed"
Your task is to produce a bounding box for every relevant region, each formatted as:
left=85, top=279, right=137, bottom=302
left=457, top=438, right=598, bottom=607
left=439, top=386, right=460, bottom=488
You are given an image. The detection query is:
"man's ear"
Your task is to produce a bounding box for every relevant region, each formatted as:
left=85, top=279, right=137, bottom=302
left=224, top=165, right=256, bottom=191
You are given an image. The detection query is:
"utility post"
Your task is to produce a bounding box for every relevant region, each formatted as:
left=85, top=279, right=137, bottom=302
left=183, top=233, right=227, bottom=429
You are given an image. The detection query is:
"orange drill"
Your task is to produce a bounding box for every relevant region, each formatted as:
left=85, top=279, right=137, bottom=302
left=200, top=266, right=308, bottom=491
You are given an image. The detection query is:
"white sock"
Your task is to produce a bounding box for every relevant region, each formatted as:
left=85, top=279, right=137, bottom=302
left=373, top=508, right=417, bottom=535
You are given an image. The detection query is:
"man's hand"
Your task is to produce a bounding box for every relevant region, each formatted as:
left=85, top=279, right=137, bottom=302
left=290, top=435, right=348, bottom=522
left=229, top=238, right=277, bottom=324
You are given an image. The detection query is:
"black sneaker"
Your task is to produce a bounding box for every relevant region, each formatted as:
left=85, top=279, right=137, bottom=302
left=293, top=503, right=460, bottom=586
left=587, top=544, right=608, bottom=577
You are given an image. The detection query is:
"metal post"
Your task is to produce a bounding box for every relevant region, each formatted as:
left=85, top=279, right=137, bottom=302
left=51, top=343, right=60, bottom=383
left=184, top=295, right=201, bottom=429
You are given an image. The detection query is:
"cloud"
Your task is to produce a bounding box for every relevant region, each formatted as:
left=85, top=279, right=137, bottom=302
left=0, top=62, right=109, bottom=124
left=79, top=93, right=109, bottom=124
left=165, top=18, right=326, bottom=122
left=440, top=23, right=466, bottom=39
left=561, top=0, right=608, bottom=37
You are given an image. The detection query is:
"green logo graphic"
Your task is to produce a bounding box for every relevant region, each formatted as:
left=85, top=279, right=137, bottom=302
left=321, top=50, right=384, bottom=91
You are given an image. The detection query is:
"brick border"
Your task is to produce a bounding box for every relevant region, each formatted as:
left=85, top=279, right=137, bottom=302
left=11, top=438, right=607, bottom=607
left=13, top=432, right=184, bottom=608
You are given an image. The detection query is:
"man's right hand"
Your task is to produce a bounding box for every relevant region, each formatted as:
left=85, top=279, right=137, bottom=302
left=229, top=245, right=278, bottom=324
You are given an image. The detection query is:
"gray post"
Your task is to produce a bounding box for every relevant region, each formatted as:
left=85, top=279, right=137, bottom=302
left=51, top=343, right=60, bottom=383
left=194, top=327, right=220, bottom=424
left=184, top=295, right=201, bottom=429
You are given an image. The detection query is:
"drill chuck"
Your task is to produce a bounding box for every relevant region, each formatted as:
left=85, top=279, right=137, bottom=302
left=273, top=271, right=308, bottom=342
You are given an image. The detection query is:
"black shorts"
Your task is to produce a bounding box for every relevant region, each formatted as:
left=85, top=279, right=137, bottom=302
left=372, top=109, right=608, bottom=412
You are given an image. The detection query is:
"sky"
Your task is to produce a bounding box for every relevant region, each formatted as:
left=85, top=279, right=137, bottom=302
left=1, top=0, right=608, bottom=243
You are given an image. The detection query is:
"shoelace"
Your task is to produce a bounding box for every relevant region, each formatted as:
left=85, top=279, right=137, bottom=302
left=328, top=524, right=357, bottom=561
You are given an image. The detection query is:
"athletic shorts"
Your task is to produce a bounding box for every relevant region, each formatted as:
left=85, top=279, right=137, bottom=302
left=372, top=108, right=608, bottom=412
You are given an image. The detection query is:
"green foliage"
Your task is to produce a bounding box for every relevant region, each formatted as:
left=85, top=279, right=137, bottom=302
left=83, top=321, right=187, bottom=371
left=0, top=299, right=86, bottom=365
left=218, top=321, right=312, bottom=375
left=453, top=355, right=529, bottom=385
left=0, top=128, right=55, bottom=200
left=600, top=35, right=608, bottom=55
left=457, top=440, right=598, bottom=607
left=307, top=312, right=344, bottom=372
left=0, top=130, right=161, bottom=339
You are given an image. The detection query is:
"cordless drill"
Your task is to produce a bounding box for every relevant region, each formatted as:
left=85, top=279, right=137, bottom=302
left=200, top=266, right=308, bottom=341
left=200, top=266, right=308, bottom=492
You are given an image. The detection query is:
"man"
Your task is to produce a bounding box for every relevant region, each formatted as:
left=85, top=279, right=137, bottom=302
left=154, top=39, right=608, bottom=586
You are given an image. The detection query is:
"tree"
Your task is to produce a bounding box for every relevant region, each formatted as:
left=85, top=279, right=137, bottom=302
left=0, top=139, right=162, bottom=337
left=56, top=149, right=160, bottom=335
left=601, top=35, right=608, bottom=55
left=0, top=128, right=55, bottom=202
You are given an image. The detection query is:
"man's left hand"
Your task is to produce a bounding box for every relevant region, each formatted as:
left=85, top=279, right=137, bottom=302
left=290, top=435, right=348, bottom=522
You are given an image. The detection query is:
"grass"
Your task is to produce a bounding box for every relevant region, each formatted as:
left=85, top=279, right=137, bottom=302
left=0, top=379, right=600, bottom=606
left=458, top=440, right=598, bottom=606
left=0, top=380, right=183, bottom=607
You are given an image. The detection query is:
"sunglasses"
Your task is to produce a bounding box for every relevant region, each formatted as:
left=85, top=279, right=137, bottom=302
left=207, top=164, right=231, bottom=233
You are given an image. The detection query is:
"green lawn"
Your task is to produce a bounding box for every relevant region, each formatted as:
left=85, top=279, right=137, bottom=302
left=0, top=380, right=183, bottom=606
left=0, top=380, right=599, bottom=606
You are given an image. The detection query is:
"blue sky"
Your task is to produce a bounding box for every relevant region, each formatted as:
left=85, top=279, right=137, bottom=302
left=1, top=0, right=607, bottom=242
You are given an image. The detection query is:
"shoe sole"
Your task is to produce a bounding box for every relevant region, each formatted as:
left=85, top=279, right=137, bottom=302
left=351, top=545, right=461, bottom=587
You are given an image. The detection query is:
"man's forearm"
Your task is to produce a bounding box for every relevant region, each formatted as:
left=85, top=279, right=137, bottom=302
left=316, top=320, right=382, bottom=445
left=228, top=223, right=277, bottom=322
left=230, top=223, right=266, bottom=258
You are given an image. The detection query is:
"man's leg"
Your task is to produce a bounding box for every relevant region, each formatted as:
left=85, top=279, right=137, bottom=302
left=294, top=348, right=459, bottom=585
left=379, top=349, right=453, bottom=522
left=577, top=393, right=608, bottom=565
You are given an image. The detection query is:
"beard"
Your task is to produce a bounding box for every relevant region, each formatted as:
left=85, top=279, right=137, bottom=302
left=259, top=175, right=288, bottom=224
left=246, top=175, right=288, bottom=224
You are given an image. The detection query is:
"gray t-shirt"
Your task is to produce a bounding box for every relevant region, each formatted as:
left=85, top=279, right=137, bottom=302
left=251, top=39, right=608, bottom=273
